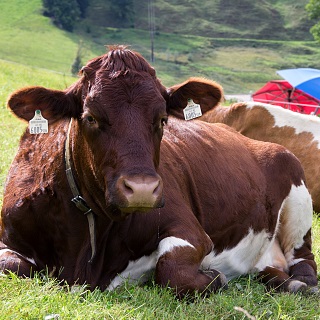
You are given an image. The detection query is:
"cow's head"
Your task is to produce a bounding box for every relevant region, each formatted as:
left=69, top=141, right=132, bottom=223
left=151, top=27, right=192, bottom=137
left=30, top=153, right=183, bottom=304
left=7, top=45, right=223, bottom=218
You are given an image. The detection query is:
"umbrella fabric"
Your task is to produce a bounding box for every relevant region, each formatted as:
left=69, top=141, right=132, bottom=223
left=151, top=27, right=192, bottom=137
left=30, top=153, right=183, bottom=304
left=276, top=68, right=320, bottom=100
left=251, top=80, right=320, bottom=115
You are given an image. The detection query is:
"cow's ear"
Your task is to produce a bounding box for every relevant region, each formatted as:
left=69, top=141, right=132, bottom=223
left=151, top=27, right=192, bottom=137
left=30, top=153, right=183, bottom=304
left=7, top=84, right=82, bottom=123
left=166, top=77, right=224, bottom=119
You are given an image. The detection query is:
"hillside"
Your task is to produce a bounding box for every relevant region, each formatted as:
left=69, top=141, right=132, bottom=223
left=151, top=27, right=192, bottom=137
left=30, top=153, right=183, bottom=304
left=0, top=0, right=320, bottom=94
left=83, top=0, right=313, bottom=41
left=0, top=0, right=95, bottom=73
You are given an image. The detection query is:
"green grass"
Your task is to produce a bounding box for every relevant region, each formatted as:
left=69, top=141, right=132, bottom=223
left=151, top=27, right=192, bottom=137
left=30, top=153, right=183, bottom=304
left=0, top=0, right=97, bottom=73
left=0, top=256, right=320, bottom=319
left=85, top=0, right=312, bottom=42
left=0, top=60, right=75, bottom=104
left=0, top=58, right=320, bottom=320
left=75, top=25, right=320, bottom=92
left=73, top=29, right=320, bottom=92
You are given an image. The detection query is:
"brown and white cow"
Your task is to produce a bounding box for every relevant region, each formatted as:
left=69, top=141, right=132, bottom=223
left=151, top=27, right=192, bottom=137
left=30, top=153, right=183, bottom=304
left=0, top=46, right=318, bottom=298
left=199, top=101, right=320, bottom=213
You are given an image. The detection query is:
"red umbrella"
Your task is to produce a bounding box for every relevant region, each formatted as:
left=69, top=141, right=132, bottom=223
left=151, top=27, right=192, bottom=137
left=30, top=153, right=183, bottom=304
left=252, top=80, right=320, bottom=115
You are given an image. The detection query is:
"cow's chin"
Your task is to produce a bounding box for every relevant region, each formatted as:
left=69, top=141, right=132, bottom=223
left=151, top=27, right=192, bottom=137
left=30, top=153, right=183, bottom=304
left=107, top=198, right=165, bottom=220
left=120, top=199, right=165, bottom=215
left=120, top=206, right=155, bottom=214
left=106, top=206, right=153, bottom=221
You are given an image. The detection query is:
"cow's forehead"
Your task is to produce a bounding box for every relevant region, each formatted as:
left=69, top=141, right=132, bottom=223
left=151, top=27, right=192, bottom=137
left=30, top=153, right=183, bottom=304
left=80, top=48, right=167, bottom=113
left=82, top=76, right=167, bottom=124
left=87, top=75, right=165, bottom=105
left=84, top=48, right=156, bottom=81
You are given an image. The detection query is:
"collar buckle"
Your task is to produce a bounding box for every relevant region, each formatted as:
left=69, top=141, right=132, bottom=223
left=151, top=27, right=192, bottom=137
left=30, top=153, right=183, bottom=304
left=71, top=195, right=92, bottom=214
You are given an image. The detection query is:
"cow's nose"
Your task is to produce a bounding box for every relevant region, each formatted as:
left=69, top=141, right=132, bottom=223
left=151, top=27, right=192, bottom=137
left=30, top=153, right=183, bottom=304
left=116, top=175, right=163, bottom=211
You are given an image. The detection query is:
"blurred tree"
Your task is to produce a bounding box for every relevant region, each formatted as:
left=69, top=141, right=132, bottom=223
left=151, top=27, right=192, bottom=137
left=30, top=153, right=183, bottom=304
left=71, top=41, right=84, bottom=75
left=306, top=0, right=320, bottom=42
left=109, top=0, right=134, bottom=26
left=77, top=0, right=89, bottom=18
left=42, top=0, right=81, bottom=32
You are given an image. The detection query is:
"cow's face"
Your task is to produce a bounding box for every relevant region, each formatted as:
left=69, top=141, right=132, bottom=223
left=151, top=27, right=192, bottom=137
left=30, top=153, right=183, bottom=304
left=7, top=46, right=223, bottom=218
left=77, top=53, right=168, bottom=214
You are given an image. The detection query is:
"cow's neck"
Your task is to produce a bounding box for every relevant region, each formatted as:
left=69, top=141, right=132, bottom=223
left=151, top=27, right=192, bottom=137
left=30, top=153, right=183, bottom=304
left=65, top=118, right=97, bottom=263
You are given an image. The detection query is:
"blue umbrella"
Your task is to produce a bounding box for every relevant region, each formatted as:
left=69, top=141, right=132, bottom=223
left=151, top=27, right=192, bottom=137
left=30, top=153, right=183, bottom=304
left=276, top=68, right=320, bottom=100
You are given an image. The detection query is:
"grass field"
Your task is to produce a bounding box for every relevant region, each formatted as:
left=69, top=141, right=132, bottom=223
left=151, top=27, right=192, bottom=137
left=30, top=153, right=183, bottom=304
left=0, top=58, right=320, bottom=320
left=2, top=0, right=320, bottom=94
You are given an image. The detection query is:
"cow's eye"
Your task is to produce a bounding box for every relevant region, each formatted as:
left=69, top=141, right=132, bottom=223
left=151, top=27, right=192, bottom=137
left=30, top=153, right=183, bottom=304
left=161, top=116, right=168, bottom=127
left=86, top=115, right=96, bottom=125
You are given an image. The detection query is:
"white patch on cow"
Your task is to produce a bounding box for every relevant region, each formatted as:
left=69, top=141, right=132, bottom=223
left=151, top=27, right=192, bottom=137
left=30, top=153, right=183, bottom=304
left=276, top=181, right=313, bottom=266
left=107, top=236, right=194, bottom=290
left=256, top=181, right=312, bottom=272
left=107, top=251, right=158, bottom=290
left=254, top=238, right=287, bottom=273
left=245, top=102, right=320, bottom=146
left=201, top=228, right=272, bottom=280
left=290, top=258, right=305, bottom=266
left=0, top=248, right=37, bottom=266
left=157, top=236, right=195, bottom=256
left=254, top=201, right=286, bottom=273
left=201, top=181, right=312, bottom=278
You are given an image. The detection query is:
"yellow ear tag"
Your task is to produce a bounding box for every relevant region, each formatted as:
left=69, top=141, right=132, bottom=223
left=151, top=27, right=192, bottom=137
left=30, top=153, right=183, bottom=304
left=29, top=110, right=49, bottom=134
left=183, top=99, right=202, bottom=120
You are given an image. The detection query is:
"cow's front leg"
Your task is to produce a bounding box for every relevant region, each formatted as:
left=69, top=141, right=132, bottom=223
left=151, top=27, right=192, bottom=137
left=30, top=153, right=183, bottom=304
left=258, top=266, right=307, bottom=292
left=0, top=248, right=37, bottom=277
left=155, top=236, right=227, bottom=299
left=258, top=230, right=318, bottom=293
left=288, top=230, right=318, bottom=293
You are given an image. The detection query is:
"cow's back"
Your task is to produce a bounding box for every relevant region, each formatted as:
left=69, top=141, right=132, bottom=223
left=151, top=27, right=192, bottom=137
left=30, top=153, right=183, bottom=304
left=200, top=103, right=320, bottom=212
left=160, top=119, right=302, bottom=252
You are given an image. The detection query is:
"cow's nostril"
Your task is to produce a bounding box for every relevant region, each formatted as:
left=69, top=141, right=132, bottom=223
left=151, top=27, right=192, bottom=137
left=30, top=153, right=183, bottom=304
left=153, top=180, right=161, bottom=194
left=116, top=175, right=163, bottom=209
left=122, top=177, right=160, bottom=197
left=123, top=180, right=134, bottom=195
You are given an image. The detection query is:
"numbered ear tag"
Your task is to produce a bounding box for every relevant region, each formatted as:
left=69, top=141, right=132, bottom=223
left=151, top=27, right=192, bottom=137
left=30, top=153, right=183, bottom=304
left=183, top=99, right=202, bottom=120
left=29, top=110, right=48, bottom=134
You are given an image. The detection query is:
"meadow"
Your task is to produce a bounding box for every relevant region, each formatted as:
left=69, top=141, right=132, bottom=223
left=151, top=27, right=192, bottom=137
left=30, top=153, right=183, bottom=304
left=2, top=0, right=320, bottom=95
left=0, top=58, right=320, bottom=320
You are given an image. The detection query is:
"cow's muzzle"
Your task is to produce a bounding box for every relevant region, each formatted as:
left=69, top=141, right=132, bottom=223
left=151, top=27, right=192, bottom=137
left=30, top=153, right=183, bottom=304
left=115, top=174, right=164, bottom=213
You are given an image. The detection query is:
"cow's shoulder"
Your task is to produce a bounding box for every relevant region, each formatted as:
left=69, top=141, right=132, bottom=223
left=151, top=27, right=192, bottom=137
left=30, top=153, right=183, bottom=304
left=2, top=120, right=69, bottom=216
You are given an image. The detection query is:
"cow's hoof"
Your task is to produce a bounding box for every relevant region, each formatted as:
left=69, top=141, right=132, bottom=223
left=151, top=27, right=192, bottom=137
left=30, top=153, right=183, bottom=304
left=287, top=280, right=307, bottom=293
left=202, top=269, right=228, bottom=292
left=306, top=286, right=319, bottom=294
